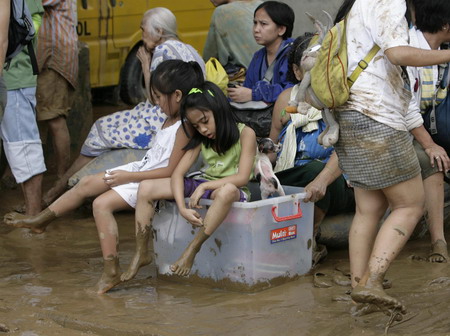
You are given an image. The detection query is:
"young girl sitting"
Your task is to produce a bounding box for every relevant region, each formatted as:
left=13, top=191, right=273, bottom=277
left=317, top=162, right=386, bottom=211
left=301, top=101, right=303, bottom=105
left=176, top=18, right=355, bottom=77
left=120, top=81, right=256, bottom=282
left=3, top=60, right=205, bottom=294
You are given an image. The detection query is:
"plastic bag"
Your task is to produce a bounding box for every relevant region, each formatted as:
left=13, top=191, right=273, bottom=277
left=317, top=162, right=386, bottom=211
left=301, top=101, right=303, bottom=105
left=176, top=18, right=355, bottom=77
left=205, top=57, right=229, bottom=95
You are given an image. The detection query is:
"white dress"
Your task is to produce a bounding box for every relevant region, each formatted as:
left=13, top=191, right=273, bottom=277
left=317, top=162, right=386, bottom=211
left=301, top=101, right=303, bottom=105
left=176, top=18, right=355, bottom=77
left=109, top=120, right=182, bottom=208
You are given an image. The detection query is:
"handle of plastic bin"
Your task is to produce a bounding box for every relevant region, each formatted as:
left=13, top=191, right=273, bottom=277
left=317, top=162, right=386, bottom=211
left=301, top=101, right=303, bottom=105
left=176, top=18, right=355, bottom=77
left=271, top=202, right=303, bottom=222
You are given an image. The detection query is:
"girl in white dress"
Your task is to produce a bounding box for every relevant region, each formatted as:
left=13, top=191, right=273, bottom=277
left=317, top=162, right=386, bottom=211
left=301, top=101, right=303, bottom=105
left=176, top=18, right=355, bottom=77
left=4, top=60, right=204, bottom=294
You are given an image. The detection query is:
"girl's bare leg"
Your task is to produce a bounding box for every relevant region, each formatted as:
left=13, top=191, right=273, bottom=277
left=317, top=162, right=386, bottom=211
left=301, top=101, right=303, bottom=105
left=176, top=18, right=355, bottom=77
left=171, top=183, right=240, bottom=276
left=349, top=188, right=388, bottom=287
left=423, top=172, right=448, bottom=262
left=92, top=190, right=131, bottom=294
left=351, top=175, right=425, bottom=313
left=121, top=178, right=173, bottom=281
left=4, top=172, right=109, bottom=233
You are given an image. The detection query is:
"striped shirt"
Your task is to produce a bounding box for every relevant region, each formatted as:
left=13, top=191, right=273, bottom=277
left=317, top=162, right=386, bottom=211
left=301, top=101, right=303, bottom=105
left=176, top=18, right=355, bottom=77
left=37, top=0, right=78, bottom=88
left=419, top=65, right=447, bottom=112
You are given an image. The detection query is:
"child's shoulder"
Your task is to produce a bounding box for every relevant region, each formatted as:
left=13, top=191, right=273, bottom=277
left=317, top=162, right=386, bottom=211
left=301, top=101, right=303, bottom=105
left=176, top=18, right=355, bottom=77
left=239, top=123, right=256, bottom=139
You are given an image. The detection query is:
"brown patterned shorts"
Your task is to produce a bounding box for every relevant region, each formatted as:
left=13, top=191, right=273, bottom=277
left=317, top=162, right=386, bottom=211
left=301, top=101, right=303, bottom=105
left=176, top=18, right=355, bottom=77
left=334, top=110, right=420, bottom=190
left=36, top=68, right=74, bottom=121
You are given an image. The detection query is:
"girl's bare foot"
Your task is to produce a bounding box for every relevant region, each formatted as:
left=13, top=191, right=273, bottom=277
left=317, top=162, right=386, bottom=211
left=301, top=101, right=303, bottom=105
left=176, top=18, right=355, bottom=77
left=121, top=227, right=152, bottom=281
left=170, top=247, right=197, bottom=277
left=3, top=208, right=56, bottom=233
left=121, top=251, right=152, bottom=282
left=170, top=229, right=209, bottom=277
left=94, top=257, right=122, bottom=294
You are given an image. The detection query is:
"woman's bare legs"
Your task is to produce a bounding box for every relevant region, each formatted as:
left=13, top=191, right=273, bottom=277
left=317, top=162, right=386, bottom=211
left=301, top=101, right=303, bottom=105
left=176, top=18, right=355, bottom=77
left=43, top=154, right=95, bottom=206
left=423, top=172, right=448, bottom=262
left=171, top=183, right=241, bottom=276
left=3, top=172, right=109, bottom=233
left=92, top=190, right=132, bottom=294
left=349, top=188, right=388, bottom=287
left=351, top=175, right=425, bottom=313
left=121, top=178, right=173, bottom=281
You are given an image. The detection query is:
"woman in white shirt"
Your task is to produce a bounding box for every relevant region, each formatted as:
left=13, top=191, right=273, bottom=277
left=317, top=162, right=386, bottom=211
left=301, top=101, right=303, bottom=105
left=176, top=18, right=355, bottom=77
left=333, top=0, right=450, bottom=315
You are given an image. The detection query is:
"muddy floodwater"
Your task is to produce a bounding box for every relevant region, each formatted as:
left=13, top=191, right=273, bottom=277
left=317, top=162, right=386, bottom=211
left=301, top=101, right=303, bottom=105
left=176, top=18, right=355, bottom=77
left=2, top=181, right=450, bottom=335
left=1, top=104, right=450, bottom=336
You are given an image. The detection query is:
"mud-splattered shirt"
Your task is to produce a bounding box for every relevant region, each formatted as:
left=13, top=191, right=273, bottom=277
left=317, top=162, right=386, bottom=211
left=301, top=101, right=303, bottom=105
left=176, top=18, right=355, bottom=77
left=337, top=0, right=413, bottom=131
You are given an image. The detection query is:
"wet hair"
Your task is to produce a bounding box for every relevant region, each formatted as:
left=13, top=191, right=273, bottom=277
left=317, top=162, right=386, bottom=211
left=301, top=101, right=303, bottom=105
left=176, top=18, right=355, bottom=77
left=286, top=33, right=314, bottom=83
left=149, top=60, right=204, bottom=116
left=142, top=7, right=178, bottom=40
left=180, top=81, right=240, bottom=155
left=334, top=0, right=356, bottom=24
left=412, top=0, right=450, bottom=33
left=254, top=1, right=295, bottom=39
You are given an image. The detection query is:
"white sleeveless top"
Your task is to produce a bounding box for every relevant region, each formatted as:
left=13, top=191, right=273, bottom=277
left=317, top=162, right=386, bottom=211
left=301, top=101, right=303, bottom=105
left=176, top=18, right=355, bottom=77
left=110, top=120, right=182, bottom=207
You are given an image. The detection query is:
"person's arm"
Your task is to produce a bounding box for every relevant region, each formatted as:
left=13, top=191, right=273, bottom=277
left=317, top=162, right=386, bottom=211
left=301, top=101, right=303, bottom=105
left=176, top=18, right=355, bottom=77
left=268, top=87, right=291, bottom=164
left=103, top=126, right=191, bottom=187
left=171, top=145, right=203, bottom=226
left=385, top=46, right=450, bottom=67
left=228, top=50, right=259, bottom=102
left=188, top=126, right=256, bottom=208
left=136, top=46, right=152, bottom=100
left=303, top=152, right=343, bottom=203
left=0, top=0, right=10, bottom=72
left=410, top=125, right=450, bottom=172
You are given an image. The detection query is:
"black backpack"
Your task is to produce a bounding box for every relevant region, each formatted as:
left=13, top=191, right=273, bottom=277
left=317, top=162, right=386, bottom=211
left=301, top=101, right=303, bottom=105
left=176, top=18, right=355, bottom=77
left=5, top=0, right=38, bottom=75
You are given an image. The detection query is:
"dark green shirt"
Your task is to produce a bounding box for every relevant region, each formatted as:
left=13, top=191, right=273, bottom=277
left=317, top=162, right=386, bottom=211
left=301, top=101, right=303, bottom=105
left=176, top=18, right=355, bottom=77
left=3, top=0, right=44, bottom=90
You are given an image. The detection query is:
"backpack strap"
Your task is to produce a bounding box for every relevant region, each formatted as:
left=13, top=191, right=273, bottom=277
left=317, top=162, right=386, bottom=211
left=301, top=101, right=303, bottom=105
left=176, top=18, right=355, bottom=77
left=27, top=42, right=39, bottom=75
left=263, top=42, right=292, bottom=83
left=347, top=44, right=381, bottom=88
left=428, top=63, right=448, bottom=134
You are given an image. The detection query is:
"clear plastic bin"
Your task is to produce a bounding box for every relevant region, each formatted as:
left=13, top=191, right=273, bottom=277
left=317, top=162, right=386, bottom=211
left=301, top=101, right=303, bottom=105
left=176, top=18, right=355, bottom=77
left=152, top=183, right=314, bottom=291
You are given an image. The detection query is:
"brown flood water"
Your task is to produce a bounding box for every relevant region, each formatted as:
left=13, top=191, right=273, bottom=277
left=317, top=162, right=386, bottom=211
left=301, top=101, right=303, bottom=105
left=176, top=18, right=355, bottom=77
left=2, top=201, right=450, bottom=336
left=1, top=104, right=450, bottom=336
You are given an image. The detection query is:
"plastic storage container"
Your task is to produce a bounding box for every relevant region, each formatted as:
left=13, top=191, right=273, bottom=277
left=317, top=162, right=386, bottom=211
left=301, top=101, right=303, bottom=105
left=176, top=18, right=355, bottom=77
left=152, top=183, right=314, bottom=291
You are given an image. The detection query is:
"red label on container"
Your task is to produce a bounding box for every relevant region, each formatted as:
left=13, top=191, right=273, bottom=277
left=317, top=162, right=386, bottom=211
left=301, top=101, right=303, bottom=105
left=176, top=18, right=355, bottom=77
left=270, top=225, right=297, bottom=244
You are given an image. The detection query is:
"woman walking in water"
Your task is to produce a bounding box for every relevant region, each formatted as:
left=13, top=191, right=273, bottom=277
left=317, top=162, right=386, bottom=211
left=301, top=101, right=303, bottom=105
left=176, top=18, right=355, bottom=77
left=333, top=0, right=450, bottom=316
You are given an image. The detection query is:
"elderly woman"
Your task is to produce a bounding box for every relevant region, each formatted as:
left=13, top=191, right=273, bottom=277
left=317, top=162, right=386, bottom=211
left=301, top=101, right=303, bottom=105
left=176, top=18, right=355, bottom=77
left=43, top=7, right=206, bottom=205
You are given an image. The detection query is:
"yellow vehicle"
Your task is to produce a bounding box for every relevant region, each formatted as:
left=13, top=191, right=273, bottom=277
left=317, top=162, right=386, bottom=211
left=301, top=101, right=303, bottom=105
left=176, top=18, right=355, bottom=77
left=77, top=0, right=214, bottom=104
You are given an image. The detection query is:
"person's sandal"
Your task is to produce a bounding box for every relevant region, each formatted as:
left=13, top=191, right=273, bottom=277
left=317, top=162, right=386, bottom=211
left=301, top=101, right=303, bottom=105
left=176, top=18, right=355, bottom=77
left=428, top=240, right=449, bottom=263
